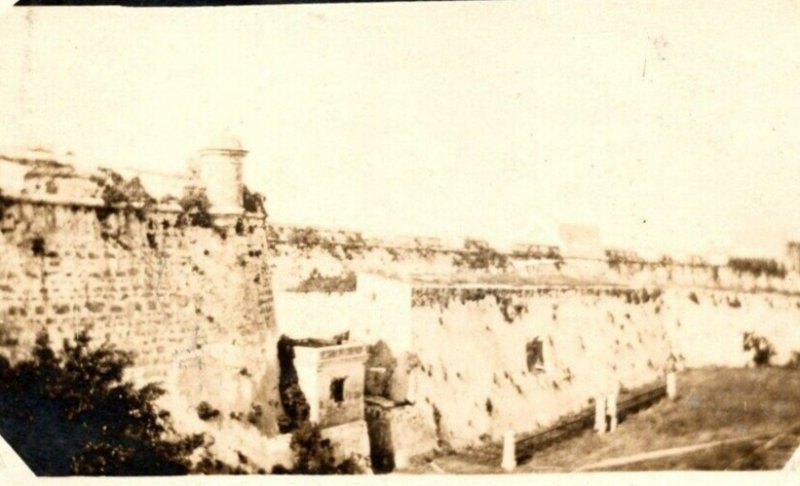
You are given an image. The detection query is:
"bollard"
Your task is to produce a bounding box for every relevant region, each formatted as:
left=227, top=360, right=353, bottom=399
left=394, top=449, right=409, bottom=470
left=666, top=371, right=677, bottom=399
left=594, top=395, right=607, bottom=434
left=606, top=393, right=618, bottom=432
left=501, top=430, right=516, bottom=472
left=406, top=371, right=417, bottom=405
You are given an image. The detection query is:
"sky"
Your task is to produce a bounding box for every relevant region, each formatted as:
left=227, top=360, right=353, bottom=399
left=0, top=2, right=798, bottom=257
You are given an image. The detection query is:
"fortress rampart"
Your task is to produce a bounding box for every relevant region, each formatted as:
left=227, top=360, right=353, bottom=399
left=2, top=139, right=800, bottom=467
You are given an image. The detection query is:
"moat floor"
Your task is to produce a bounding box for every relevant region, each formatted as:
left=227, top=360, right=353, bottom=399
left=405, top=367, right=800, bottom=473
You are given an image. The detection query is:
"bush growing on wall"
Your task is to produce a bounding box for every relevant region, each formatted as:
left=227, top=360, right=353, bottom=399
left=276, top=335, right=311, bottom=433
left=196, top=401, right=221, bottom=422
left=412, top=238, right=438, bottom=261
left=606, top=249, right=643, bottom=271
left=242, top=185, right=266, bottom=215
left=743, top=332, right=776, bottom=367
left=728, top=258, right=787, bottom=279
left=511, top=244, right=563, bottom=261
left=453, top=239, right=509, bottom=271
left=177, top=187, right=214, bottom=229
left=92, top=169, right=156, bottom=210
left=342, top=233, right=367, bottom=260
left=364, top=341, right=397, bottom=398
left=291, top=269, right=357, bottom=294
left=287, top=227, right=323, bottom=252
left=0, top=330, right=206, bottom=475
left=274, top=421, right=363, bottom=474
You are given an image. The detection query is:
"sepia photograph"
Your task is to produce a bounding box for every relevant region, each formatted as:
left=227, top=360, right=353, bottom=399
left=1, top=0, right=800, bottom=482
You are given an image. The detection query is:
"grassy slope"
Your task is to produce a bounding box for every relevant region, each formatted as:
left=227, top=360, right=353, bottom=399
left=529, top=367, right=800, bottom=471
left=412, top=367, right=800, bottom=472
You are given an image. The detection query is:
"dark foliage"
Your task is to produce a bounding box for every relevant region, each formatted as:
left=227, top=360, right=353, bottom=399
left=0, top=330, right=204, bottom=475
left=196, top=401, right=221, bottom=422
left=178, top=187, right=214, bottom=229
left=92, top=169, right=156, bottom=209
left=453, top=239, right=509, bottom=271
left=743, top=332, right=776, bottom=368
left=605, top=249, right=644, bottom=270
left=0, top=188, right=6, bottom=220
left=193, top=449, right=249, bottom=475
left=242, top=185, right=266, bottom=215
left=247, top=404, right=263, bottom=427
left=276, top=336, right=311, bottom=433
left=275, top=421, right=362, bottom=475
left=728, top=258, right=787, bottom=279
left=291, top=269, right=357, bottom=294
left=273, top=336, right=365, bottom=474
left=510, top=244, right=563, bottom=261
left=287, top=227, right=323, bottom=252
left=31, top=235, right=46, bottom=257
left=364, top=340, right=396, bottom=398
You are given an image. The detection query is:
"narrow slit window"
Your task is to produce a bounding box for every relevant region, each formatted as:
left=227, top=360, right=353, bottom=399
left=526, top=338, right=545, bottom=372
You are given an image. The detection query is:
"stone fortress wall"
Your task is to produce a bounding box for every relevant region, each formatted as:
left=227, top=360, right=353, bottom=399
left=0, top=138, right=285, bottom=468
left=269, top=222, right=800, bottom=450
left=2, top=138, right=800, bottom=468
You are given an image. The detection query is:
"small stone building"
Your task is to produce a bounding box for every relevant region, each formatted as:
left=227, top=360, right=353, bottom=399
left=293, top=341, right=368, bottom=428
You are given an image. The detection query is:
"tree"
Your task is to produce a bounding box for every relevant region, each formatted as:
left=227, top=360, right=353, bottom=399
left=0, top=330, right=204, bottom=475
left=272, top=421, right=363, bottom=475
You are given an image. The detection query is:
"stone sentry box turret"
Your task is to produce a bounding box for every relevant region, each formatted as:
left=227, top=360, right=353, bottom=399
left=189, top=130, right=246, bottom=214
left=293, top=342, right=368, bottom=428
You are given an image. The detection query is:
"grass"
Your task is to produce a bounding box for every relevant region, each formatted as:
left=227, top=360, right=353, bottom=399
left=408, top=367, right=800, bottom=473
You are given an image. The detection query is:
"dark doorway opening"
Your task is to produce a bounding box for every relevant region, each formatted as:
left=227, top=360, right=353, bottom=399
left=330, top=377, right=346, bottom=403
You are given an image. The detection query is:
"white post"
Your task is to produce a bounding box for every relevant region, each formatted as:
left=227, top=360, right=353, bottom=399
left=666, top=371, right=677, bottom=399
left=406, top=369, right=417, bottom=405
left=395, top=449, right=409, bottom=470
left=501, top=430, right=516, bottom=472
left=594, top=395, right=607, bottom=434
left=606, top=393, right=618, bottom=432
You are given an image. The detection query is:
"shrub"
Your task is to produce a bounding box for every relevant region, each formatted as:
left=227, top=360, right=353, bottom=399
left=275, top=421, right=363, bottom=474
left=247, top=404, right=263, bottom=427
left=178, top=187, right=214, bottom=229
left=412, top=238, right=438, bottom=260
left=728, top=258, right=787, bottom=279
left=688, top=292, right=700, bottom=305
left=92, top=169, right=155, bottom=209
left=196, top=401, right=221, bottom=422
left=242, top=185, right=266, bottom=215
left=287, top=227, right=323, bottom=252
left=785, top=351, right=800, bottom=370
left=453, top=239, right=509, bottom=271
left=0, top=330, right=205, bottom=475
left=193, top=450, right=249, bottom=475
left=276, top=336, right=310, bottom=433
left=364, top=341, right=396, bottom=398
left=743, top=332, right=776, bottom=367
left=291, top=269, right=357, bottom=294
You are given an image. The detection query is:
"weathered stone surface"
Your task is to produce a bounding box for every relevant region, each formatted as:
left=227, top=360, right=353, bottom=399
left=0, top=200, right=281, bottom=440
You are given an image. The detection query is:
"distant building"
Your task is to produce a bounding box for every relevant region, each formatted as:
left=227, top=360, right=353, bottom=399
left=558, top=223, right=603, bottom=259
left=0, top=146, right=98, bottom=202
left=1, top=131, right=247, bottom=214
left=788, top=242, right=800, bottom=272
